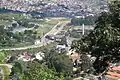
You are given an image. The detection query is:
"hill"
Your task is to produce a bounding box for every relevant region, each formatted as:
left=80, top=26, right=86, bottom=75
left=0, top=0, right=108, bottom=17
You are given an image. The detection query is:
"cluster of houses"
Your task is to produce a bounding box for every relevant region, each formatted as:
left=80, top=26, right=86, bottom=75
left=0, top=0, right=108, bottom=17
left=67, top=50, right=120, bottom=80
left=44, top=30, right=70, bottom=53
left=4, top=46, right=120, bottom=80
left=17, top=51, right=44, bottom=62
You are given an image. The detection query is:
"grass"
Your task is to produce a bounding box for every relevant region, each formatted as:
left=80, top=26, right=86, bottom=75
left=0, top=13, right=25, bottom=21
left=0, top=13, right=26, bottom=26
left=0, top=20, right=11, bottom=26
left=0, top=12, right=70, bottom=48
left=0, top=17, right=68, bottom=49
left=35, top=23, right=54, bottom=37
left=34, top=17, right=68, bottom=37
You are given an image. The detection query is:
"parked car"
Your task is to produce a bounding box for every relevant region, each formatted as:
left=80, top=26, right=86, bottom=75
left=45, top=35, right=55, bottom=40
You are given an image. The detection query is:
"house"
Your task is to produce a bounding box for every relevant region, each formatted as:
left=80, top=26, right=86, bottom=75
left=17, top=52, right=33, bottom=62
left=35, top=52, right=44, bottom=60
left=34, top=39, right=41, bottom=45
left=56, top=44, right=66, bottom=49
left=17, top=51, right=45, bottom=62
left=105, top=63, right=120, bottom=80
left=56, top=44, right=66, bottom=53
left=70, top=52, right=80, bottom=63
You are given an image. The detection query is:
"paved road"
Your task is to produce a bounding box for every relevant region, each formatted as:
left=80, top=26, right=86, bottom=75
left=0, top=21, right=70, bottom=51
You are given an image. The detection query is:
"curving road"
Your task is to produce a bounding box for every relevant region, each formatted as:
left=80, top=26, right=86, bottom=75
left=0, top=21, right=70, bottom=51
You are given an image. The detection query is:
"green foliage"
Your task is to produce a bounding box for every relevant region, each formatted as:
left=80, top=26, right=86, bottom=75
left=0, top=65, right=10, bottom=80
left=71, top=0, right=120, bottom=61
left=0, top=25, right=37, bottom=48
left=24, top=61, right=65, bottom=80
left=10, top=60, right=27, bottom=80
left=0, top=51, right=7, bottom=62
left=0, top=13, right=25, bottom=21
left=71, top=0, right=120, bottom=74
left=11, top=61, right=66, bottom=80
left=43, top=49, right=73, bottom=76
left=11, top=61, right=26, bottom=75
left=0, top=26, right=14, bottom=47
left=71, top=16, right=97, bottom=26
left=70, top=30, right=82, bottom=38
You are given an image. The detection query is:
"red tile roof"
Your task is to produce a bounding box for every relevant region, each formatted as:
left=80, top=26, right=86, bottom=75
left=105, top=66, right=120, bottom=79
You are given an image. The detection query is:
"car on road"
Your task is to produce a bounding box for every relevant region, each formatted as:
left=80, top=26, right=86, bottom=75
left=45, top=35, right=55, bottom=40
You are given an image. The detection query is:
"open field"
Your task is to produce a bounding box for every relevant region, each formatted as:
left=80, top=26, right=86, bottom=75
left=0, top=13, right=25, bottom=20
left=35, top=18, right=69, bottom=37
left=0, top=12, right=70, bottom=48
left=0, top=20, right=11, bottom=26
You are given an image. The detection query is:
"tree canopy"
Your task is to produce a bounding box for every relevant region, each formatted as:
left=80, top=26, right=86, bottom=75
left=71, top=0, right=120, bottom=61
left=10, top=61, right=66, bottom=80
left=24, top=61, right=65, bottom=80
left=42, top=49, right=73, bottom=76
left=71, top=0, right=120, bottom=73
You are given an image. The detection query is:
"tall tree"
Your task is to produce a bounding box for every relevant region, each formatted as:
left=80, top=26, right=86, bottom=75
left=71, top=0, right=120, bottom=74
left=23, top=61, right=65, bottom=80
left=42, top=49, right=73, bottom=76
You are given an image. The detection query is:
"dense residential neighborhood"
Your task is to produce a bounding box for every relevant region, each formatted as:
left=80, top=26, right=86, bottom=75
left=0, top=0, right=108, bottom=17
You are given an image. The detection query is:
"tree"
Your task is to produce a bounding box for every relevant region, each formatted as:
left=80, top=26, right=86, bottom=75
left=11, top=60, right=27, bottom=75
left=23, top=61, right=65, bottom=80
left=71, top=0, right=120, bottom=74
left=42, top=49, right=73, bottom=76
left=12, top=23, right=17, bottom=27
left=71, top=16, right=97, bottom=26
left=10, top=60, right=66, bottom=80
left=10, top=60, right=27, bottom=80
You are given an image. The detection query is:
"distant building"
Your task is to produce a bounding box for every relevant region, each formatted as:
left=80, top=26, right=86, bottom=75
left=56, top=44, right=66, bottom=53
left=34, top=39, right=41, bottom=45
left=56, top=44, right=66, bottom=49
left=105, top=63, right=120, bottom=79
left=17, top=52, right=34, bottom=62
left=35, top=52, right=44, bottom=60
left=17, top=51, right=45, bottom=62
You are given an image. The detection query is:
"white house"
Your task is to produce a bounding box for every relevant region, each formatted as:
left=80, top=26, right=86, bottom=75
left=34, top=39, right=41, bottom=45
left=35, top=52, right=44, bottom=60
left=56, top=44, right=66, bottom=49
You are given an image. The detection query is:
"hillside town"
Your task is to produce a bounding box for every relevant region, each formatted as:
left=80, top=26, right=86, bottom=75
left=0, top=0, right=108, bottom=17
left=0, top=0, right=120, bottom=80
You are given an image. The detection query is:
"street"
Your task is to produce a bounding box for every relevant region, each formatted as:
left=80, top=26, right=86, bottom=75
left=0, top=21, right=70, bottom=51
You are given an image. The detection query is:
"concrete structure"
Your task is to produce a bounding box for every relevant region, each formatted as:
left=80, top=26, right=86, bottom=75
left=35, top=52, right=44, bottom=60
left=34, top=39, right=41, bottom=45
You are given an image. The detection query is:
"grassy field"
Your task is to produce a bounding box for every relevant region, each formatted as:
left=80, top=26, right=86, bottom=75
left=0, top=20, right=11, bottom=26
left=0, top=12, right=70, bottom=48
left=0, top=13, right=26, bottom=26
left=34, top=17, right=69, bottom=37
left=0, top=13, right=25, bottom=21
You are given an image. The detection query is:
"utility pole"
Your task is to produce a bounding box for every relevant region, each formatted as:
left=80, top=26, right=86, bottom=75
left=82, top=16, right=85, bottom=35
left=82, top=23, right=85, bottom=35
